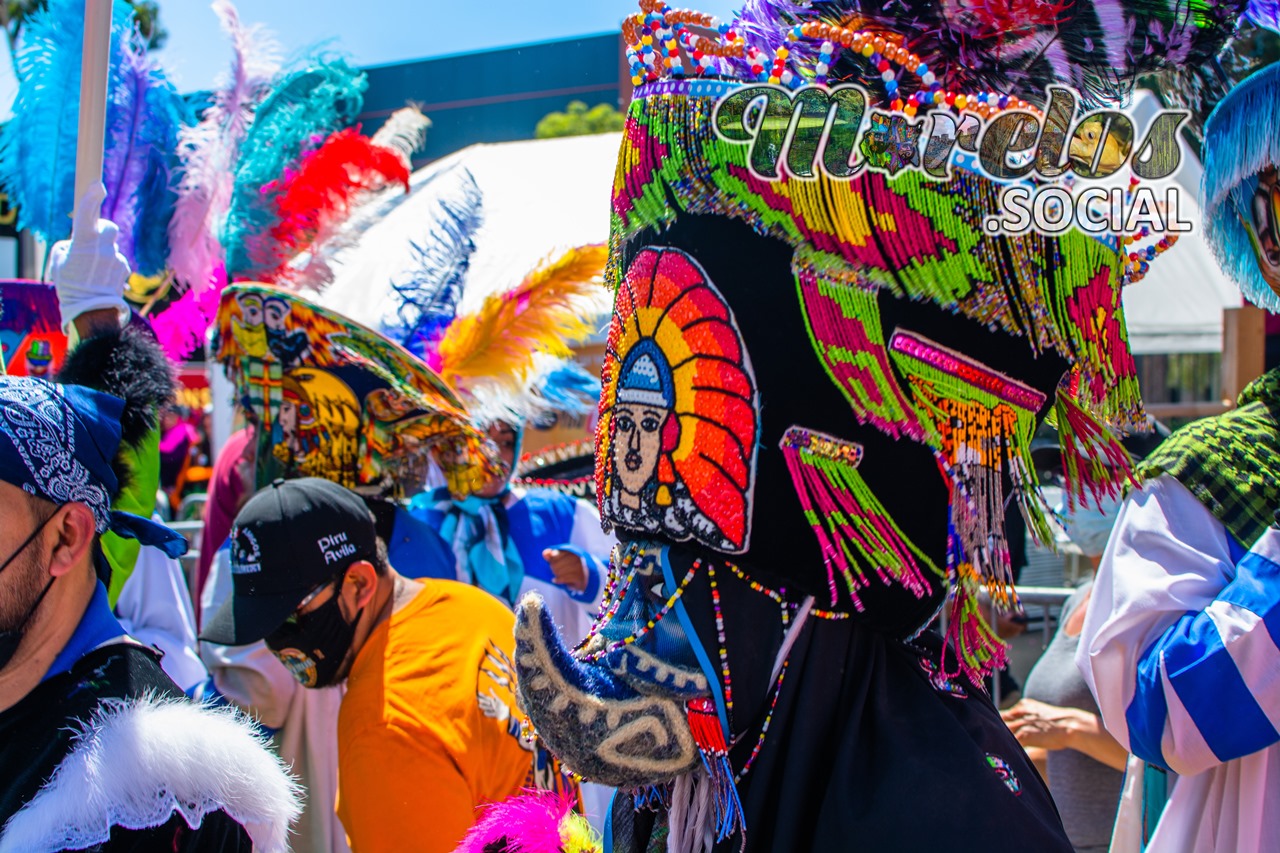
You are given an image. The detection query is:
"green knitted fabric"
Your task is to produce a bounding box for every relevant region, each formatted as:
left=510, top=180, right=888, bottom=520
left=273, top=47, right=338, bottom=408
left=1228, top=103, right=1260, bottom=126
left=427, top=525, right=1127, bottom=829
left=1137, top=368, right=1280, bottom=548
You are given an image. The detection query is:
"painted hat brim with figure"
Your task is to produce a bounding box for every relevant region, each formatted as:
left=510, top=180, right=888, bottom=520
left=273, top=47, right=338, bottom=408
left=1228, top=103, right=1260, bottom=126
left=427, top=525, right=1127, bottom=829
left=213, top=281, right=498, bottom=498
left=511, top=0, right=1249, bottom=850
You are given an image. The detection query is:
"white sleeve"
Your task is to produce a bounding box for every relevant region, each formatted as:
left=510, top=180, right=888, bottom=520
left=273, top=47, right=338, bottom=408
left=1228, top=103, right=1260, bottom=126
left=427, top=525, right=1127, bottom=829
left=199, top=545, right=300, bottom=730
left=568, top=497, right=616, bottom=612
left=115, top=545, right=209, bottom=693
left=1076, top=474, right=1239, bottom=773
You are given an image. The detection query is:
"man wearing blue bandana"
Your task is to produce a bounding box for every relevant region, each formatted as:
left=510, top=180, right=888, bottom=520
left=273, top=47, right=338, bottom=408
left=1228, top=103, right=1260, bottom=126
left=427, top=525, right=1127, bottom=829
left=0, top=188, right=299, bottom=853
left=0, top=376, right=300, bottom=852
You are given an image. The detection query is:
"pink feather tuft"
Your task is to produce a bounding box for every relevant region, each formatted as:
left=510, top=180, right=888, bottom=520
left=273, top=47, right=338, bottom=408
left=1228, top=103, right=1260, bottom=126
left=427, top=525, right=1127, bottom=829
left=167, top=0, right=279, bottom=294
left=454, top=790, right=577, bottom=853
left=259, top=127, right=410, bottom=288
left=149, top=266, right=227, bottom=360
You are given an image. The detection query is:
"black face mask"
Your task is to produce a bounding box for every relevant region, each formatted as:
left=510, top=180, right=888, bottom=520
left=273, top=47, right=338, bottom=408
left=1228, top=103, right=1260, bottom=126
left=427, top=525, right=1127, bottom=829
left=265, top=581, right=360, bottom=688
left=0, top=512, right=58, bottom=672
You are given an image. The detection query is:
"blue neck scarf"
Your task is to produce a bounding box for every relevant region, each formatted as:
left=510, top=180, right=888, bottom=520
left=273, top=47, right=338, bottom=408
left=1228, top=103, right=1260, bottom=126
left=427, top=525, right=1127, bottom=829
left=432, top=487, right=525, bottom=607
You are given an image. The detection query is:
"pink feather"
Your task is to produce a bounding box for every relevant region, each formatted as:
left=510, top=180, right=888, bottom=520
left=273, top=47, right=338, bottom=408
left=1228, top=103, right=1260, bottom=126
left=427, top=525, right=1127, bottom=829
left=150, top=266, right=227, bottom=360
left=166, top=0, right=279, bottom=294
left=454, top=791, right=578, bottom=853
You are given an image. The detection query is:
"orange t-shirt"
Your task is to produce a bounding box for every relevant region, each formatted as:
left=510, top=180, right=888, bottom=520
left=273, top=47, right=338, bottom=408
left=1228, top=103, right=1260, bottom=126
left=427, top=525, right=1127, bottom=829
left=336, top=580, right=534, bottom=853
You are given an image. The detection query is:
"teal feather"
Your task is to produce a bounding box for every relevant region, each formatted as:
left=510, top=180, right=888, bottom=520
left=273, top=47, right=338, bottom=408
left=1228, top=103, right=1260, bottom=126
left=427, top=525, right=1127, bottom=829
left=0, top=0, right=133, bottom=243
left=221, top=59, right=367, bottom=280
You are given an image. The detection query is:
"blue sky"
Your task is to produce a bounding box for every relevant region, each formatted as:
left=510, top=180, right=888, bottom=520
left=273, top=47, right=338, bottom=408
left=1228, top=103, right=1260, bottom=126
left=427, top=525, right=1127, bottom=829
left=156, top=0, right=743, bottom=93
left=0, top=0, right=743, bottom=113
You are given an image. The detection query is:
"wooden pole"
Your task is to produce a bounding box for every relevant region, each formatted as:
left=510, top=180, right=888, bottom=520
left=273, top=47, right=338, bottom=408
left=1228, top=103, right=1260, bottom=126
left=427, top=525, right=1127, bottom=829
left=68, top=0, right=121, bottom=339
left=74, top=0, right=113, bottom=210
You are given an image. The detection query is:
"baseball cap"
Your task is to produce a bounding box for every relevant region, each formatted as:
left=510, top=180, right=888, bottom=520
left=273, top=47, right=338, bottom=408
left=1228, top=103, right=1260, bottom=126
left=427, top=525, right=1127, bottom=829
left=200, top=477, right=379, bottom=646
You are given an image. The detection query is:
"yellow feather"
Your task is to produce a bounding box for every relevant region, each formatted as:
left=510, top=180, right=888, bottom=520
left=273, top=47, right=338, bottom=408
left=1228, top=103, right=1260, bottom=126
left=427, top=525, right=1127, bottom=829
left=438, top=243, right=608, bottom=387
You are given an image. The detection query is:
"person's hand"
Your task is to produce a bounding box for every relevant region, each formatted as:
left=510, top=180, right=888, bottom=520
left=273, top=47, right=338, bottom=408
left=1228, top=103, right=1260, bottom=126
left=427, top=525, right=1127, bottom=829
left=1001, top=698, right=1083, bottom=751
left=47, top=182, right=130, bottom=334
left=477, top=687, right=511, bottom=722
left=543, top=548, right=588, bottom=591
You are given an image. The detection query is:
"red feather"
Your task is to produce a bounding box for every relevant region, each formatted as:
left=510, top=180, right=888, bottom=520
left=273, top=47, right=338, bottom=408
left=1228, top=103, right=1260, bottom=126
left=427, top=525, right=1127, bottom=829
left=261, top=128, right=410, bottom=283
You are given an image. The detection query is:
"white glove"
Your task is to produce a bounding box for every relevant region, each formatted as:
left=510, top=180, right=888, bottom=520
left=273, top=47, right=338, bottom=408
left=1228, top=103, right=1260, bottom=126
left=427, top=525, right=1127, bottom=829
left=47, top=182, right=130, bottom=333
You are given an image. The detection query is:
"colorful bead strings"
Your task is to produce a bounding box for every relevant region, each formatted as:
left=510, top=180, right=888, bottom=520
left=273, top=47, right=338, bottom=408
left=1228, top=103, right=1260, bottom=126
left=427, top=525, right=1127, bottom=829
left=733, top=659, right=788, bottom=783
left=620, top=1, right=1039, bottom=120
left=786, top=21, right=1036, bottom=119
left=889, top=330, right=1050, bottom=610
left=707, top=559, right=734, bottom=717
left=780, top=425, right=942, bottom=609
left=579, top=551, right=702, bottom=663
left=1117, top=177, right=1180, bottom=287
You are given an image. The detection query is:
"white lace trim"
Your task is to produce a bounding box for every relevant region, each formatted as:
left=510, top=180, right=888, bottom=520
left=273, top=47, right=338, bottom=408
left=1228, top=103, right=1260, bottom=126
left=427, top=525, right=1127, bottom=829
left=0, top=694, right=302, bottom=853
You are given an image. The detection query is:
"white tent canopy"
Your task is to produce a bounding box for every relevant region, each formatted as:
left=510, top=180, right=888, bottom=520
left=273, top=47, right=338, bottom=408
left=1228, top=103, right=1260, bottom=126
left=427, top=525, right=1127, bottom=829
left=1119, top=91, right=1242, bottom=355
left=315, top=110, right=1236, bottom=357
left=316, top=132, right=622, bottom=333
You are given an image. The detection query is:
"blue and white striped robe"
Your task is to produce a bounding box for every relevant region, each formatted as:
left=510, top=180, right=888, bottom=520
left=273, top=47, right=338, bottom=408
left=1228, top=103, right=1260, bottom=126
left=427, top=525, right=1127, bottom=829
left=1078, top=474, right=1280, bottom=852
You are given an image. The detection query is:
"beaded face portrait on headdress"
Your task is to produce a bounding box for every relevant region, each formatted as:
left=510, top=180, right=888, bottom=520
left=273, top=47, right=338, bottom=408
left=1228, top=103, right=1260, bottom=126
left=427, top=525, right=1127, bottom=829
left=598, top=247, right=759, bottom=554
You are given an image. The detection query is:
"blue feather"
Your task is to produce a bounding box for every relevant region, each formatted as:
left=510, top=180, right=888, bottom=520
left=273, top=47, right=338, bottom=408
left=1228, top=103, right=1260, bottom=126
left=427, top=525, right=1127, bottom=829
left=102, top=24, right=189, bottom=272
left=382, top=166, right=484, bottom=361
left=1202, top=62, right=1280, bottom=313
left=0, top=0, right=133, bottom=244
left=222, top=58, right=367, bottom=280
left=1246, top=0, right=1280, bottom=33
left=540, top=360, right=601, bottom=416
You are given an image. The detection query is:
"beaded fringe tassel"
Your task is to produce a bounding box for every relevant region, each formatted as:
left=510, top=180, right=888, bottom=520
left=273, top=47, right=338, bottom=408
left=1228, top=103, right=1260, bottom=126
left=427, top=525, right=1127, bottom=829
left=796, top=271, right=924, bottom=440
left=1053, top=383, right=1138, bottom=512
left=943, top=527, right=1009, bottom=685
left=780, top=426, right=940, bottom=608
left=890, top=331, right=1050, bottom=608
left=685, top=697, right=745, bottom=847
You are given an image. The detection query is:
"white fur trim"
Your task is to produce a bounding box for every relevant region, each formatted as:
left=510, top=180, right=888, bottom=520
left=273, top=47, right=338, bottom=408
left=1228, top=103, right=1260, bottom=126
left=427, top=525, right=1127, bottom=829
left=0, top=695, right=302, bottom=853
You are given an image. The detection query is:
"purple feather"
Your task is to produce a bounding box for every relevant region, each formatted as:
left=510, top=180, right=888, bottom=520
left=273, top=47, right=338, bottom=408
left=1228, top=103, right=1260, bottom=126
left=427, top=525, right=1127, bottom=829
left=101, top=24, right=186, bottom=270
left=1247, top=0, right=1280, bottom=31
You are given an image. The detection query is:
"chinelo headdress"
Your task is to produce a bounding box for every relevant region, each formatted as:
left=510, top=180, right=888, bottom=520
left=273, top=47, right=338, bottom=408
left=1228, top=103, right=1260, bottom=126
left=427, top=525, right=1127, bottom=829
left=212, top=282, right=497, bottom=498
left=1202, top=57, right=1280, bottom=312
left=510, top=0, right=1246, bottom=850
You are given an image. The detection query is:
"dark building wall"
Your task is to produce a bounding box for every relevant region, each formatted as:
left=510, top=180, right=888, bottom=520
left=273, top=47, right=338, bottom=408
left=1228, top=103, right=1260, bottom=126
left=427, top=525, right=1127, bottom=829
left=357, top=32, right=629, bottom=166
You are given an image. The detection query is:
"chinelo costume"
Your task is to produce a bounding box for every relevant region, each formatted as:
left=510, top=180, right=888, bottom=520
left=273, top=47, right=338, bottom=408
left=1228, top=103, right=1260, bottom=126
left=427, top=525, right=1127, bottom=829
left=1078, top=46, right=1280, bottom=853
left=503, top=1, right=1248, bottom=851
left=393, top=244, right=615, bottom=631
left=379, top=241, right=621, bottom=829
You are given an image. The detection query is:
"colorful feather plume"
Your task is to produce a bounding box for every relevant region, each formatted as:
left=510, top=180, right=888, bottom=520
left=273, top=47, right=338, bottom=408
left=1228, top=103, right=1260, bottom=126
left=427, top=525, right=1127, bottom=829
left=370, top=106, right=432, bottom=166
left=102, top=23, right=189, bottom=275
left=167, top=0, right=280, bottom=294
left=464, top=352, right=602, bottom=426
left=454, top=791, right=601, bottom=853
left=437, top=244, right=609, bottom=390
left=383, top=165, right=484, bottom=360
left=262, top=126, right=414, bottom=287
left=221, top=59, right=367, bottom=281
left=0, top=0, right=133, bottom=244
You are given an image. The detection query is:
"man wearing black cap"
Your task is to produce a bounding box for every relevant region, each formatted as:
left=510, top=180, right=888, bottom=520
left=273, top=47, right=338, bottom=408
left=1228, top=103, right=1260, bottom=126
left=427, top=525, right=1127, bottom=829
left=0, top=376, right=300, bottom=852
left=203, top=476, right=560, bottom=853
